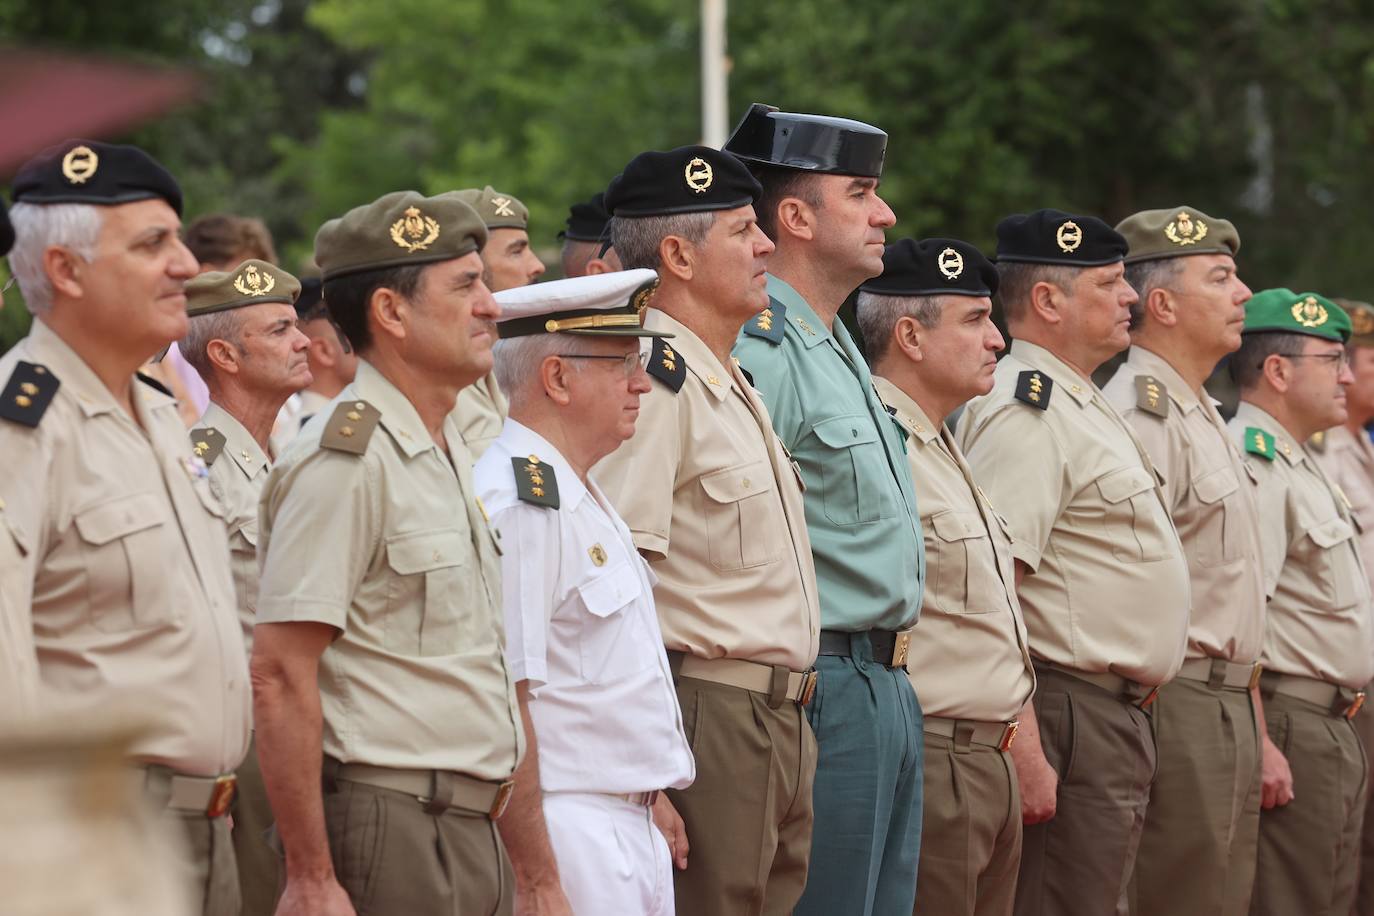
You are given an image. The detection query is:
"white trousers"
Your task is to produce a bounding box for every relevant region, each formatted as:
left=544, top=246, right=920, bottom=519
left=543, top=792, right=673, bottom=916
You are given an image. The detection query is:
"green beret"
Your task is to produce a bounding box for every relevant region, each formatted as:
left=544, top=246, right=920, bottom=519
left=186, top=259, right=301, bottom=317
left=448, top=186, right=529, bottom=231
left=1335, top=298, right=1374, bottom=347
left=1117, top=206, right=1240, bottom=264
left=1242, top=288, right=1350, bottom=343
left=315, top=190, right=488, bottom=282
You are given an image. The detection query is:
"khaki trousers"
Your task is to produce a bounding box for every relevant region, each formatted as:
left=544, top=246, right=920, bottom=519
left=1015, top=666, right=1156, bottom=916
left=914, top=732, right=1021, bottom=916
left=324, top=777, right=513, bottom=916
left=156, top=807, right=239, bottom=916
left=1130, top=677, right=1261, bottom=916
left=1250, top=692, right=1367, bottom=916
left=668, top=674, right=817, bottom=916
left=1352, top=680, right=1374, bottom=916
left=232, top=736, right=281, bottom=916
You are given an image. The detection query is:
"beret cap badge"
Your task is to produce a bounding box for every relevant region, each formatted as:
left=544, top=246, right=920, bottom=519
left=1164, top=210, right=1208, bottom=247
left=232, top=264, right=276, bottom=297
left=61, top=145, right=99, bottom=185
left=684, top=157, right=714, bottom=194
left=491, top=196, right=515, bottom=218
left=1292, top=295, right=1329, bottom=329
left=937, top=247, right=965, bottom=280
left=390, top=206, right=442, bottom=253
left=1055, top=220, right=1083, bottom=253
left=1350, top=307, right=1374, bottom=337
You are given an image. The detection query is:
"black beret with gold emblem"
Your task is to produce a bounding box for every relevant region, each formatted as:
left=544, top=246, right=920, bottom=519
left=1335, top=298, right=1374, bottom=347
left=315, top=190, right=488, bottom=282
left=860, top=238, right=998, bottom=298
left=448, top=186, right=529, bottom=231
left=11, top=139, right=183, bottom=215
left=1117, top=206, right=1240, bottom=264
left=725, top=103, right=887, bottom=178
left=186, top=259, right=302, bottom=317
left=996, top=208, right=1127, bottom=267
left=605, top=146, right=761, bottom=217
left=559, top=191, right=612, bottom=242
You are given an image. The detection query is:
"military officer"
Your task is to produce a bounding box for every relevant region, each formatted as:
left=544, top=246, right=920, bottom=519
left=476, top=269, right=695, bottom=915
left=726, top=103, right=925, bottom=916
left=1101, top=207, right=1264, bottom=916
left=1228, top=289, right=1373, bottom=915
left=955, top=209, right=1190, bottom=916
left=2, top=139, right=250, bottom=915
left=593, top=146, right=822, bottom=915
left=250, top=191, right=525, bottom=916
left=558, top=190, right=621, bottom=277
left=857, top=238, right=1035, bottom=916
left=273, top=278, right=359, bottom=453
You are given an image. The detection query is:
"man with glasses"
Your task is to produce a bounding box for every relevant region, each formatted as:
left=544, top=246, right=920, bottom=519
left=1228, top=288, right=1373, bottom=916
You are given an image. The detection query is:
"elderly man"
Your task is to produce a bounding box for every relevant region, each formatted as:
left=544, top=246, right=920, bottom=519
left=858, top=238, right=1036, bottom=916
left=558, top=190, right=621, bottom=278
left=1, top=139, right=249, bottom=915
left=955, top=209, right=1190, bottom=916
left=1227, top=289, right=1373, bottom=916
left=251, top=191, right=524, bottom=916
left=271, top=278, right=359, bottom=453
left=475, top=269, right=695, bottom=915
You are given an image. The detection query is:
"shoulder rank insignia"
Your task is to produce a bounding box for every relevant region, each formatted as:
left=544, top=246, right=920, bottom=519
left=0, top=361, right=60, bottom=428
left=320, top=400, right=381, bottom=455
left=1244, top=426, right=1276, bottom=461
left=136, top=371, right=173, bottom=397
left=741, top=299, right=786, bottom=344
left=189, top=427, right=227, bottom=466
left=646, top=336, right=686, bottom=393
left=1134, top=375, right=1168, bottom=418
left=513, top=455, right=559, bottom=509
left=1014, top=370, right=1052, bottom=410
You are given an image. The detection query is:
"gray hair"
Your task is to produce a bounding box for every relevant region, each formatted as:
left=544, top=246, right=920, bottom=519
left=609, top=212, right=714, bottom=271
left=6, top=202, right=103, bottom=316
left=180, top=309, right=247, bottom=382
left=855, top=291, right=946, bottom=364
left=995, top=261, right=1078, bottom=324
left=492, top=333, right=600, bottom=406
left=1123, top=257, right=1185, bottom=329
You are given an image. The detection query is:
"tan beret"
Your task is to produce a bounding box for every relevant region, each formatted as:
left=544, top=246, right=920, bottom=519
left=448, top=186, right=529, bottom=231
left=315, top=190, right=488, bottom=282
left=186, top=259, right=300, bottom=317
left=1335, top=298, right=1374, bottom=346
left=1116, top=206, right=1240, bottom=264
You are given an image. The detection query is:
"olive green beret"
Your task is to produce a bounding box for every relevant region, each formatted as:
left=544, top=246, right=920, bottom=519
left=1334, top=298, right=1374, bottom=347
left=1116, top=206, right=1240, bottom=264
left=315, top=190, right=488, bottom=282
left=1242, top=288, right=1350, bottom=343
left=448, top=186, right=529, bottom=231
left=186, top=259, right=301, bottom=317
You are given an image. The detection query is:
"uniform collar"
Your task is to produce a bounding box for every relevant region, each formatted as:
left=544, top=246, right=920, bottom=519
left=27, top=319, right=177, bottom=419
left=498, top=418, right=589, bottom=510
left=351, top=360, right=435, bottom=459
left=200, top=401, right=269, bottom=478
left=645, top=309, right=736, bottom=401
left=1234, top=400, right=1305, bottom=465
left=766, top=274, right=833, bottom=350
left=872, top=375, right=940, bottom=445
left=1008, top=339, right=1097, bottom=407
left=1126, top=346, right=1202, bottom=412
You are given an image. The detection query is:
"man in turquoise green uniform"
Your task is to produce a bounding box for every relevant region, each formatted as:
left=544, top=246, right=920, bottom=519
left=727, top=103, right=926, bottom=916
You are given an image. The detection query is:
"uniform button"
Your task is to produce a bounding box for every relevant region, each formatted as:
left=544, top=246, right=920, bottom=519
left=851, top=428, right=858, bottom=437
left=742, top=478, right=751, bottom=489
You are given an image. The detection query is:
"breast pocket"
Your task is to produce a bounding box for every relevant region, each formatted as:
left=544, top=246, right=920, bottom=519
left=229, top=523, right=260, bottom=616
left=74, top=493, right=176, bottom=632
left=1302, top=517, right=1366, bottom=611
left=576, top=560, right=654, bottom=684
left=1192, top=466, right=1242, bottom=568
left=1094, top=467, right=1171, bottom=563
left=699, top=460, right=784, bottom=571
left=383, top=529, right=474, bottom=657
left=810, top=415, right=897, bottom=527
left=928, top=510, right=1003, bottom=614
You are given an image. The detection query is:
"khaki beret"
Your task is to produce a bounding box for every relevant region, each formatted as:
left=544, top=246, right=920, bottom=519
left=448, top=186, right=529, bottom=231
left=315, top=190, right=488, bottom=282
left=1335, top=298, right=1374, bottom=346
left=186, top=259, right=300, bottom=317
left=1116, top=206, right=1240, bottom=264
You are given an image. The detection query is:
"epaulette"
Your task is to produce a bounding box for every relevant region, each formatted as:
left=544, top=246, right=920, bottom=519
left=0, top=361, right=60, bottom=428
left=1244, top=427, right=1276, bottom=461
left=741, top=300, right=786, bottom=344
left=189, top=427, right=227, bottom=466
left=136, top=372, right=174, bottom=397
left=320, top=399, right=381, bottom=455
left=646, top=337, right=686, bottom=393
left=1135, top=375, right=1168, bottom=419
left=1013, top=370, right=1052, bottom=410
left=1308, top=429, right=1327, bottom=453
left=513, top=454, right=559, bottom=509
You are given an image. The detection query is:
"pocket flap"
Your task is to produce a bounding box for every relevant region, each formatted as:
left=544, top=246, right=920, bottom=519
left=812, top=415, right=879, bottom=449
left=233, top=522, right=259, bottom=549
left=577, top=561, right=641, bottom=617
left=386, top=530, right=467, bottom=574
left=1192, top=467, right=1239, bottom=505
left=700, top=461, right=775, bottom=504
left=74, top=493, right=164, bottom=546
left=1095, top=467, right=1154, bottom=504
left=931, top=510, right=986, bottom=542
left=1306, top=517, right=1355, bottom=549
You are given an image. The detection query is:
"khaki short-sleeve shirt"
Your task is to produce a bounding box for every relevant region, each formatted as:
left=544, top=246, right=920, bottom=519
left=1313, top=424, right=1374, bottom=597
left=453, top=371, right=508, bottom=460
left=956, top=339, right=1191, bottom=686
left=593, top=309, right=820, bottom=671
left=256, top=361, right=524, bottom=777
left=874, top=377, right=1034, bottom=721
left=1103, top=347, right=1266, bottom=664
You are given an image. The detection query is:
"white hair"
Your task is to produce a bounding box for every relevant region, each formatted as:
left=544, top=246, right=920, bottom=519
left=6, top=202, right=103, bottom=316
left=492, top=334, right=598, bottom=407
left=180, top=309, right=248, bottom=382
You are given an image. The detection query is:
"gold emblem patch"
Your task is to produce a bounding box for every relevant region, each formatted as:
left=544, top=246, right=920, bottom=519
left=661, top=343, right=678, bottom=373
left=390, top=206, right=442, bottom=253
left=232, top=264, right=276, bottom=297
left=1055, top=220, right=1083, bottom=253
left=757, top=307, right=774, bottom=332
left=1351, top=308, right=1374, bottom=336
left=525, top=455, right=547, bottom=498
left=684, top=157, right=714, bottom=194
left=937, top=247, right=964, bottom=280
left=588, top=544, right=607, bottom=567
left=61, top=145, right=99, bottom=185
left=1164, top=210, right=1209, bottom=247
left=1028, top=374, right=1044, bottom=402
left=491, top=196, right=515, bottom=217
left=1292, top=295, right=1329, bottom=329
left=632, top=278, right=659, bottom=316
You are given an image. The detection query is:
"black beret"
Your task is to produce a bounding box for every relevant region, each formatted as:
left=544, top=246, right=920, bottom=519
left=861, top=238, right=998, bottom=298
left=995, top=208, right=1126, bottom=267
left=0, top=200, right=12, bottom=258
left=11, top=139, right=183, bottom=216
left=724, top=102, right=887, bottom=178
left=559, top=191, right=612, bottom=242
left=605, top=146, right=761, bottom=218
left=293, top=277, right=324, bottom=319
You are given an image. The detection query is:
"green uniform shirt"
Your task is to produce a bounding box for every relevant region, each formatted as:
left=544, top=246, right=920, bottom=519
left=733, top=274, right=925, bottom=631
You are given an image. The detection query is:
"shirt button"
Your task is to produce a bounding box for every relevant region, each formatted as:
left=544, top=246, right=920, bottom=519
left=742, top=478, right=751, bottom=489
left=851, top=428, right=859, bottom=438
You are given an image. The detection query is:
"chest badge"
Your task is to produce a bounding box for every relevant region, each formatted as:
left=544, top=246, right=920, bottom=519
left=589, top=544, right=607, bottom=567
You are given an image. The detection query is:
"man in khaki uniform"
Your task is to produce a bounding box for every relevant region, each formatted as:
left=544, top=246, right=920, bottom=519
left=594, top=146, right=822, bottom=915
left=1229, top=288, right=1373, bottom=915
left=2, top=139, right=250, bottom=916
left=1102, top=207, right=1265, bottom=916
left=956, top=209, right=1191, bottom=916
left=178, top=259, right=311, bottom=915
left=858, top=238, right=1035, bottom=916
left=250, top=191, right=526, bottom=916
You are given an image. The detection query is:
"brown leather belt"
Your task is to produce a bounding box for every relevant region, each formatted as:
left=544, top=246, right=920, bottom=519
left=145, top=767, right=237, bottom=818
left=324, top=757, right=514, bottom=818
left=1175, top=657, right=1263, bottom=691
left=1040, top=662, right=1160, bottom=710
left=817, top=628, right=914, bottom=671
left=1259, top=671, right=1366, bottom=720
left=924, top=715, right=1019, bottom=752
left=668, top=652, right=818, bottom=707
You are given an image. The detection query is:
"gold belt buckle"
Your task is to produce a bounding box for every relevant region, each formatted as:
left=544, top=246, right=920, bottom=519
left=206, top=774, right=237, bottom=818
left=1346, top=691, right=1366, bottom=720
left=891, top=632, right=911, bottom=669
left=799, top=669, right=819, bottom=706
left=1138, top=686, right=1160, bottom=710
left=1248, top=663, right=1264, bottom=691
left=999, top=721, right=1019, bottom=752
left=489, top=779, right=516, bottom=819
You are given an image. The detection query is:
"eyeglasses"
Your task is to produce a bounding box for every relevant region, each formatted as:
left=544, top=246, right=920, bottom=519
left=557, top=349, right=650, bottom=377
left=1268, top=352, right=1350, bottom=370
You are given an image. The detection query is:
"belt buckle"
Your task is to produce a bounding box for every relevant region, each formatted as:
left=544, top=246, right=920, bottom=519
left=1138, top=686, right=1160, bottom=710
left=999, top=721, right=1019, bottom=752
left=891, top=632, right=911, bottom=669
left=1347, top=691, right=1367, bottom=720
left=799, top=669, right=819, bottom=706
left=644, top=789, right=661, bottom=808
left=1248, top=663, right=1264, bottom=691
left=206, top=774, right=237, bottom=818
left=489, top=779, right=516, bottom=819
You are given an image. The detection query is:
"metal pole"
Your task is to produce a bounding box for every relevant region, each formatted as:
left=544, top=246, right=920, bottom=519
left=701, top=0, right=727, bottom=147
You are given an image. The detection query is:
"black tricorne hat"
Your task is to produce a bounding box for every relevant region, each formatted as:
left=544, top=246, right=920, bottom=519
left=605, top=146, right=761, bottom=218
left=861, top=238, right=999, bottom=298
left=723, top=103, right=887, bottom=178
left=12, top=139, right=184, bottom=215
left=995, top=208, right=1127, bottom=267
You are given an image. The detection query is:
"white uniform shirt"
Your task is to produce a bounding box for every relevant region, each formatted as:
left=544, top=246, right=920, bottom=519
left=477, top=420, right=695, bottom=796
